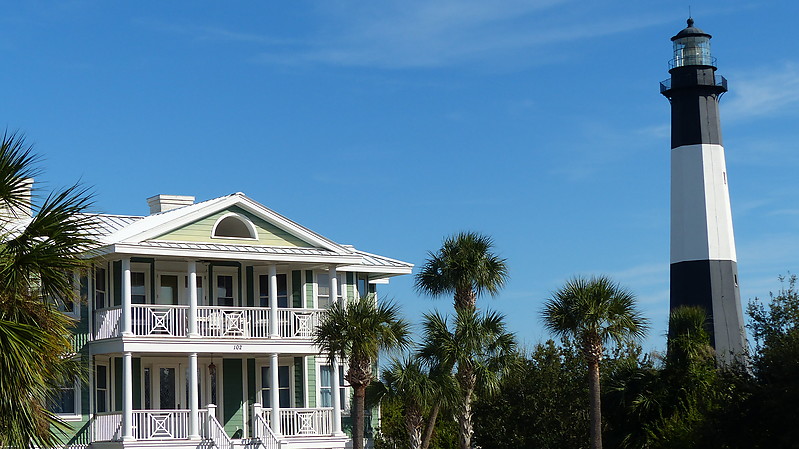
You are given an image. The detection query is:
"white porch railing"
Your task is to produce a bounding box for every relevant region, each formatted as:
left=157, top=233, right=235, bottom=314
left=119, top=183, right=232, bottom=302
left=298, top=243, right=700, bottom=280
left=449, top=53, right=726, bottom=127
left=94, top=306, right=122, bottom=339
left=196, top=306, right=266, bottom=338
left=132, top=305, right=189, bottom=337
left=263, top=408, right=334, bottom=436
left=254, top=413, right=282, bottom=449
left=202, top=406, right=233, bottom=449
left=92, top=306, right=324, bottom=340
left=132, top=409, right=190, bottom=440
left=92, top=412, right=122, bottom=441
left=278, top=309, right=322, bottom=338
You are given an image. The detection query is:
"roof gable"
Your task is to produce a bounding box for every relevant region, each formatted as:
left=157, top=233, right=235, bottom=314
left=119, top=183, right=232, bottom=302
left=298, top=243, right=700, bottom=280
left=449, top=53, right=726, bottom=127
left=103, top=193, right=347, bottom=252
left=153, top=206, right=312, bottom=247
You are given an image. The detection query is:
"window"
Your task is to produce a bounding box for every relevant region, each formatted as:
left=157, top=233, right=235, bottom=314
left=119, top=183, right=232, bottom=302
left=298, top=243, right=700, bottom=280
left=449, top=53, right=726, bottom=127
left=96, top=364, right=108, bottom=413
left=131, top=272, right=146, bottom=304
left=259, top=274, right=288, bottom=308
left=212, top=214, right=256, bottom=239
left=357, top=275, right=369, bottom=299
left=319, top=365, right=346, bottom=409
left=316, top=273, right=344, bottom=309
left=261, top=366, right=291, bottom=408
left=216, top=275, right=235, bottom=306
left=49, top=379, right=79, bottom=417
left=95, top=267, right=107, bottom=310
left=158, top=275, right=179, bottom=305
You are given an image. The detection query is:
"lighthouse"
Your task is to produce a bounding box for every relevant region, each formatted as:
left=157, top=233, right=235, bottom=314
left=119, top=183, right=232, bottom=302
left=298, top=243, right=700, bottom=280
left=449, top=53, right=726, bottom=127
left=660, top=18, right=746, bottom=361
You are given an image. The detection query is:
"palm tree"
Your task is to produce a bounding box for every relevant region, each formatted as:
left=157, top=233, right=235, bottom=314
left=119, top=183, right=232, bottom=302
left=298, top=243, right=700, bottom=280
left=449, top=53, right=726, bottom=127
left=314, top=294, right=411, bottom=449
left=419, top=308, right=517, bottom=449
left=368, top=355, right=456, bottom=449
left=542, top=275, right=649, bottom=449
left=0, top=131, right=96, bottom=448
left=415, top=231, right=508, bottom=311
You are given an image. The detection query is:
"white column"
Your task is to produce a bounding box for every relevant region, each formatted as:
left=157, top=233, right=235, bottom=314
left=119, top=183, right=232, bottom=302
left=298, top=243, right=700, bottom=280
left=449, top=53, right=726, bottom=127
left=331, top=358, right=343, bottom=435
left=329, top=266, right=338, bottom=305
left=269, top=265, right=279, bottom=337
left=122, top=351, right=134, bottom=441
left=188, top=260, right=199, bottom=337
left=189, top=353, right=200, bottom=439
left=329, top=265, right=344, bottom=435
left=270, top=353, right=281, bottom=435
left=122, top=258, right=132, bottom=336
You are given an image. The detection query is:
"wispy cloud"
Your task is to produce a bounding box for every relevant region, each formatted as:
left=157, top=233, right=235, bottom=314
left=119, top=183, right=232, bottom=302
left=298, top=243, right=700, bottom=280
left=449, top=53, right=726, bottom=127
left=724, top=62, right=799, bottom=121
left=251, top=0, right=670, bottom=69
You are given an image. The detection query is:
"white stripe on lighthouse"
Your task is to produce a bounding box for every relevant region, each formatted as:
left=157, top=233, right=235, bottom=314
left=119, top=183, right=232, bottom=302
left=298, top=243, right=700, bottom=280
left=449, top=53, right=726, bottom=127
left=671, top=143, right=737, bottom=264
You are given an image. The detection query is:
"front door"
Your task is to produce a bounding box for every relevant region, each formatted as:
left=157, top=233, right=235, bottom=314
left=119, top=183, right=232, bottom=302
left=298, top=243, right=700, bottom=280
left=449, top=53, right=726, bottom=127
left=151, top=364, right=183, bottom=410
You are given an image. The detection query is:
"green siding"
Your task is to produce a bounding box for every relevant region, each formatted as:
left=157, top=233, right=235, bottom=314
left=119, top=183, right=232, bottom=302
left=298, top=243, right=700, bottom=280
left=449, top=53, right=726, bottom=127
left=306, top=356, right=316, bottom=407
left=223, top=359, right=244, bottom=437
left=305, top=271, right=314, bottom=308
left=153, top=206, right=313, bottom=247
left=292, top=270, right=302, bottom=308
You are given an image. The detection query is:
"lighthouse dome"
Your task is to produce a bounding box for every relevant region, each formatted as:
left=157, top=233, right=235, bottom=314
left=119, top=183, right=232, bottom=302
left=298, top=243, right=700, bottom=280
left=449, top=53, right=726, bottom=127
left=671, top=17, right=712, bottom=41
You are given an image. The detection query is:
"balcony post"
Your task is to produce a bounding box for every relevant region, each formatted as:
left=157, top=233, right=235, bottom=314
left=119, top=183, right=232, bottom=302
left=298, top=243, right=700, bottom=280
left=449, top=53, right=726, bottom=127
left=331, top=358, right=343, bottom=436
left=122, top=257, right=132, bottom=336
left=189, top=352, right=200, bottom=440
left=270, top=353, right=281, bottom=435
left=269, top=265, right=279, bottom=337
left=122, top=351, right=135, bottom=441
left=188, top=260, right=199, bottom=337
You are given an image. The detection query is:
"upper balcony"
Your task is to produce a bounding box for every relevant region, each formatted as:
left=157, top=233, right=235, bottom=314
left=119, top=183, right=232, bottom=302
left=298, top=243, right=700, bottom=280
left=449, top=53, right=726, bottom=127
left=94, top=305, right=324, bottom=341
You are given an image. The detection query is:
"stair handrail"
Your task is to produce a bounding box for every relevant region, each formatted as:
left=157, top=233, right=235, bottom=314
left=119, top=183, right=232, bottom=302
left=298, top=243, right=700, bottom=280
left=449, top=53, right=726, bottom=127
left=204, top=405, right=233, bottom=449
left=254, top=413, right=282, bottom=449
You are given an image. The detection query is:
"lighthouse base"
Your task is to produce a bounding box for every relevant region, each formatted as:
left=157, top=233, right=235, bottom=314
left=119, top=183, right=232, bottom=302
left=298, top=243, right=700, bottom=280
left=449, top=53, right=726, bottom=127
left=670, top=259, right=747, bottom=363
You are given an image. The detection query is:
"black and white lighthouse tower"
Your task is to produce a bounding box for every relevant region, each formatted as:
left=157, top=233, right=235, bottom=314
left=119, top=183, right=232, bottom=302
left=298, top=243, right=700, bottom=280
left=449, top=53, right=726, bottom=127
left=660, top=19, right=746, bottom=361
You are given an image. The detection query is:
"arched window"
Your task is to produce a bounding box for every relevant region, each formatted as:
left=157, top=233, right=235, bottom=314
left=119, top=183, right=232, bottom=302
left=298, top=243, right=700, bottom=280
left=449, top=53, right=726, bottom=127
left=211, top=213, right=257, bottom=239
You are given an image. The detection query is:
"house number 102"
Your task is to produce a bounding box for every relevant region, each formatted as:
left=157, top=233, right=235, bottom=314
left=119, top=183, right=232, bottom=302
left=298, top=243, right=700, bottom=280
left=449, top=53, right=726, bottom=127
left=233, top=345, right=243, bottom=350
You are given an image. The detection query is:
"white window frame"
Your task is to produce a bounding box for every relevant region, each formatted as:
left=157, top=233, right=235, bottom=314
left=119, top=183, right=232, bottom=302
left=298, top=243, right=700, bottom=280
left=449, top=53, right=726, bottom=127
left=210, top=212, right=258, bottom=240
left=255, top=270, right=291, bottom=308
left=213, top=270, right=239, bottom=307
left=130, top=263, right=151, bottom=305
left=95, top=362, right=109, bottom=414
left=314, top=272, right=344, bottom=309
left=51, top=377, right=82, bottom=421
left=256, top=361, right=293, bottom=409
left=94, top=266, right=108, bottom=310
left=317, top=363, right=349, bottom=412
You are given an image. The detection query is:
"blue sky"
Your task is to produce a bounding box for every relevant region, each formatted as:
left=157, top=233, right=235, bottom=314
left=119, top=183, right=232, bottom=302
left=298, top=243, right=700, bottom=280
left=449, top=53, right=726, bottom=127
left=3, top=1, right=798, bottom=352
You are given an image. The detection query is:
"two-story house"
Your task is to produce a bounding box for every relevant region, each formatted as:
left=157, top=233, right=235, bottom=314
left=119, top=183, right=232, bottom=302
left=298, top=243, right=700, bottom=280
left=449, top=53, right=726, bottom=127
left=54, top=192, right=412, bottom=449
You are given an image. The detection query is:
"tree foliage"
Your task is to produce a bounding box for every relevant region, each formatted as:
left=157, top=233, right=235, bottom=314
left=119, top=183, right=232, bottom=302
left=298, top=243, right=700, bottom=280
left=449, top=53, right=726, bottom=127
left=415, top=231, right=508, bottom=311
left=0, top=131, right=96, bottom=448
left=315, top=294, right=412, bottom=449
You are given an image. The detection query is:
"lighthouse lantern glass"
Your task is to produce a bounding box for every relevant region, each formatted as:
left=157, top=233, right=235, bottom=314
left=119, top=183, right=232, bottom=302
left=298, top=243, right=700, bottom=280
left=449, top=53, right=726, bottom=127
left=673, top=36, right=712, bottom=67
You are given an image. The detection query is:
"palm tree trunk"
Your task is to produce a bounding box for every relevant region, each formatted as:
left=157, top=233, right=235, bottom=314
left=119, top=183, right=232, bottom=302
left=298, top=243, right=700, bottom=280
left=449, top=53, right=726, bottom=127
left=454, top=288, right=477, bottom=311
left=352, top=384, right=366, bottom=449
left=588, top=358, right=602, bottom=449
left=457, top=390, right=474, bottom=449
left=420, top=401, right=440, bottom=449
left=405, top=406, right=423, bottom=449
